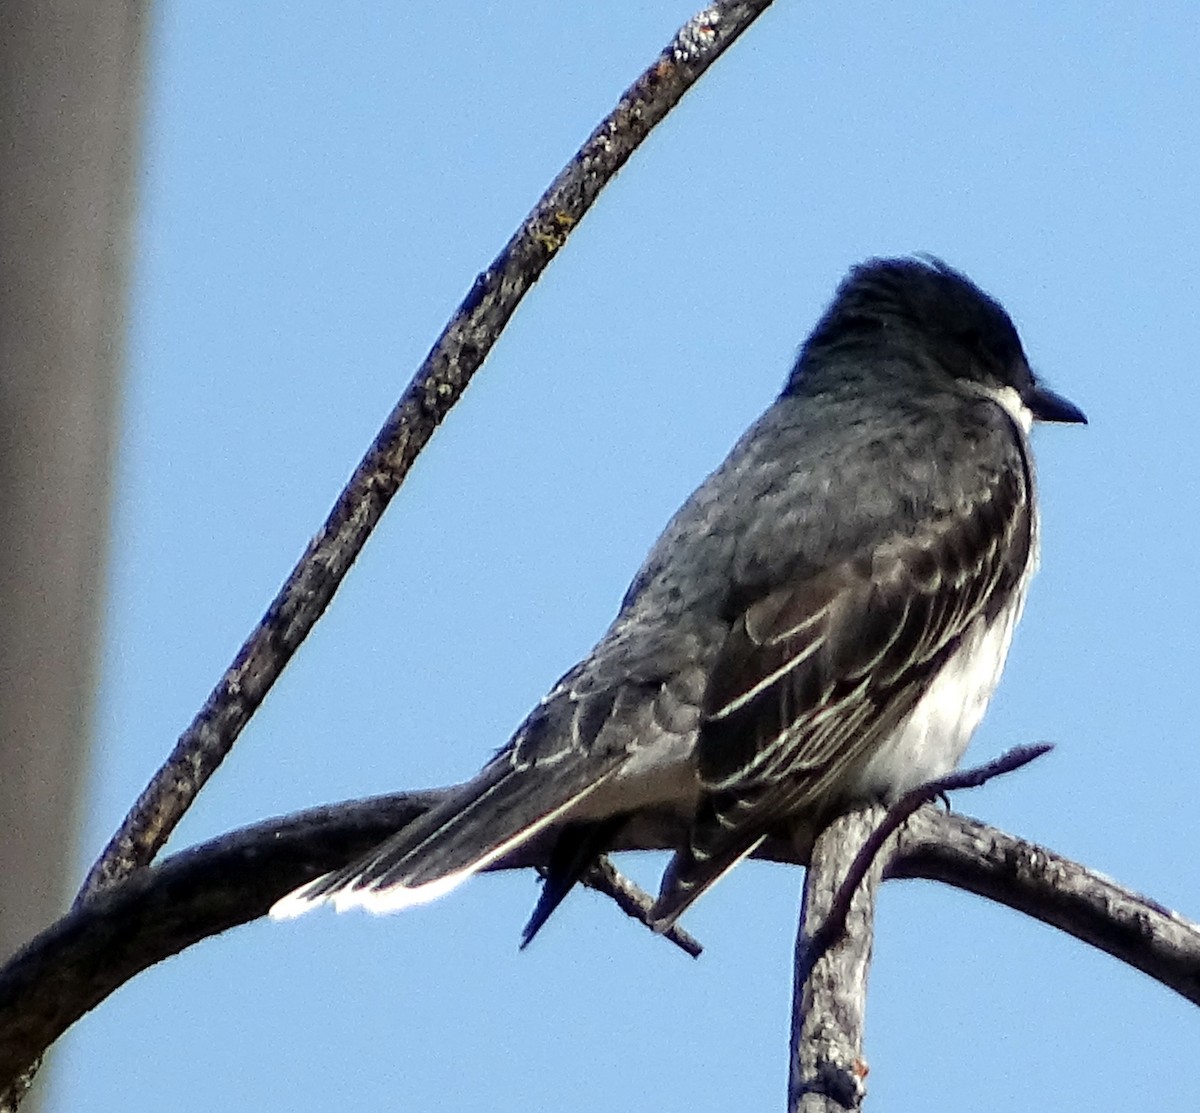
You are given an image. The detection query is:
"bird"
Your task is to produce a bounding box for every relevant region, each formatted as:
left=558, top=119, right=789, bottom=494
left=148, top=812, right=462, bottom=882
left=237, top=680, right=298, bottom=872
left=270, top=256, right=1085, bottom=942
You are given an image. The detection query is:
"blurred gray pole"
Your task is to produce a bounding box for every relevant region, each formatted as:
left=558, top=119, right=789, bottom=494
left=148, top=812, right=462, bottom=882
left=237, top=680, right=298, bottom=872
left=0, top=0, right=146, bottom=981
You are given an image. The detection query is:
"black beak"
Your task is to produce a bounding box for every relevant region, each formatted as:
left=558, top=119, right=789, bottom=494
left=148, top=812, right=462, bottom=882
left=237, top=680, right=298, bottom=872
left=1028, top=381, right=1087, bottom=425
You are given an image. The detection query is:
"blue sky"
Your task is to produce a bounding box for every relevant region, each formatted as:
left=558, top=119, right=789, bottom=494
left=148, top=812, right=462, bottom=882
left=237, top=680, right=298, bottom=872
left=52, top=3, right=1200, bottom=1109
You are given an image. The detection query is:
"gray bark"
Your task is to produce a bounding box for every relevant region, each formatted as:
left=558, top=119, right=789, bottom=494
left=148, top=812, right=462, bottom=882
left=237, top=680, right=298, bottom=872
left=1, top=796, right=1197, bottom=1093
left=789, top=808, right=888, bottom=1112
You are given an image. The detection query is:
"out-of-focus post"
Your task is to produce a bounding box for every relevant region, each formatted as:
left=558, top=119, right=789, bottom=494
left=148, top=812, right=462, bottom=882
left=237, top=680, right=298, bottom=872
left=0, top=0, right=148, bottom=1103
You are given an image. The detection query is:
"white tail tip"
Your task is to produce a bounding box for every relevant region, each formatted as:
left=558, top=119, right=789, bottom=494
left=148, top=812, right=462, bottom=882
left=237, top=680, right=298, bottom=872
left=269, top=874, right=335, bottom=921
left=268, top=865, right=479, bottom=921
left=332, top=868, right=473, bottom=914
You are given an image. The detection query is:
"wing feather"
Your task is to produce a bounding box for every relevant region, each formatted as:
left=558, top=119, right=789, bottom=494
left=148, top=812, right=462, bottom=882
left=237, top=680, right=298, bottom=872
left=652, top=457, right=1033, bottom=930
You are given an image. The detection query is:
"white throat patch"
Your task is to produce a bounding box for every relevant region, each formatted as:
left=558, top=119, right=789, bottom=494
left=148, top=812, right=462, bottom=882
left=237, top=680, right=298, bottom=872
left=984, top=384, right=1033, bottom=433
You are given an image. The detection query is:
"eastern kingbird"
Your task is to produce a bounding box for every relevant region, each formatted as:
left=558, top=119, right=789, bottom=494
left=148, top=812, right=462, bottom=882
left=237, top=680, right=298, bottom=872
left=272, top=257, right=1085, bottom=940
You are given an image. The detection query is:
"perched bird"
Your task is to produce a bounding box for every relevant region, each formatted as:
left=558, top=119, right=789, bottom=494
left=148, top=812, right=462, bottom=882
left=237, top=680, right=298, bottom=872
left=271, top=256, right=1085, bottom=941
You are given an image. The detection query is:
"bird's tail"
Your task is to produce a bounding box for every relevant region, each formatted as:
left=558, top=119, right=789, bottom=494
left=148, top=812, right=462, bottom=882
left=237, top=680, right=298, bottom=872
left=270, top=756, right=623, bottom=921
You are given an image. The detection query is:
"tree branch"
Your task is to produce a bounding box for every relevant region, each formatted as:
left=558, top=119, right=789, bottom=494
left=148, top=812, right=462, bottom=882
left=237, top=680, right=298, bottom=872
left=800, top=745, right=1052, bottom=983
left=75, top=0, right=776, bottom=905
left=1, top=788, right=1196, bottom=1091
left=0, top=6, right=774, bottom=1105
left=580, top=857, right=704, bottom=959
left=787, top=747, right=1053, bottom=1111
left=788, top=808, right=885, bottom=1113
left=888, top=810, right=1200, bottom=1002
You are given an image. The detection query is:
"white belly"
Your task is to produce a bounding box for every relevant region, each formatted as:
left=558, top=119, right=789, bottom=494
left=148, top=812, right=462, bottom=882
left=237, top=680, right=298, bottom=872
left=849, top=587, right=1027, bottom=802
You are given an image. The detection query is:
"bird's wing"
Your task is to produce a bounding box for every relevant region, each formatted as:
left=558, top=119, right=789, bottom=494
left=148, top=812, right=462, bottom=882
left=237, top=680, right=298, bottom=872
left=651, top=456, right=1033, bottom=929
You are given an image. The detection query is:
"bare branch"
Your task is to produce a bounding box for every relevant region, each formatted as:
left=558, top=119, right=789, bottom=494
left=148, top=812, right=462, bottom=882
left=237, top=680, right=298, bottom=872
left=889, top=809, right=1200, bottom=1003
left=788, top=808, right=886, bottom=1113
left=0, top=6, right=774, bottom=1103
left=1, top=785, right=1196, bottom=1091
left=0, top=794, right=441, bottom=1084
left=785, top=749, right=1051, bottom=1111
left=76, top=0, right=776, bottom=904
left=802, top=744, right=1052, bottom=980
left=581, top=857, right=704, bottom=959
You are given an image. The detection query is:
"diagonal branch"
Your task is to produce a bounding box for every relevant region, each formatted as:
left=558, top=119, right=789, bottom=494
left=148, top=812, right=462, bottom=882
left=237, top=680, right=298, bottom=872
left=76, top=0, right=776, bottom=905
left=0, top=8, right=774, bottom=1107
left=581, top=856, right=704, bottom=958
left=888, top=809, right=1200, bottom=1000
left=798, top=744, right=1052, bottom=985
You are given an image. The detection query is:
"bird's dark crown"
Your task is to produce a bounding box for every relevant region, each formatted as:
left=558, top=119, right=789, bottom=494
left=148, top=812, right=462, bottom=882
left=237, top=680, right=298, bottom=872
left=784, top=256, right=1034, bottom=400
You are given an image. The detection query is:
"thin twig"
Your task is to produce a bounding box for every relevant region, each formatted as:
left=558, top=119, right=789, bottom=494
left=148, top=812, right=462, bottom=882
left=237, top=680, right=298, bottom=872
left=797, top=743, right=1052, bottom=986
left=74, top=0, right=776, bottom=906
left=582, top=856, right=703, bottom=958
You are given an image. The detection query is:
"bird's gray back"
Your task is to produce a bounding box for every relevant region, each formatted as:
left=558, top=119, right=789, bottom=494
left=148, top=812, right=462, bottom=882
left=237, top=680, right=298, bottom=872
left=622, top=371, right=1027, bottom=626
left=506, top=371, right=1028, bottom=782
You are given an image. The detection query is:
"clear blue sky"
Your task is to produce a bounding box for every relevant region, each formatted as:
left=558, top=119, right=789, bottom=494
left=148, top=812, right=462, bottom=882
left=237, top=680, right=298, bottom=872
left=53, top=3, right=1200, bottom=1109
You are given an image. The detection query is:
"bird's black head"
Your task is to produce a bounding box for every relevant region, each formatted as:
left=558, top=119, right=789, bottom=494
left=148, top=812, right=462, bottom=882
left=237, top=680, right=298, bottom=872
left=787, top=257, right=1086, bottom=425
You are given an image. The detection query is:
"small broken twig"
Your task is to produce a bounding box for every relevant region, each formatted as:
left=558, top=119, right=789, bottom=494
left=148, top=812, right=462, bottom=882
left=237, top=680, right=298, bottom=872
left=796, top=742, right=1053, bottom=988
left=582, top=856, right=704, bottom=958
